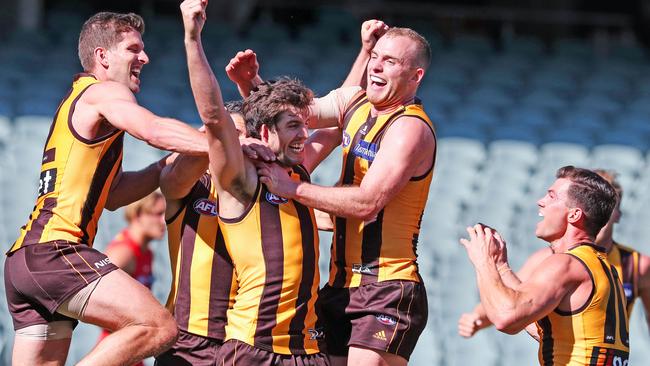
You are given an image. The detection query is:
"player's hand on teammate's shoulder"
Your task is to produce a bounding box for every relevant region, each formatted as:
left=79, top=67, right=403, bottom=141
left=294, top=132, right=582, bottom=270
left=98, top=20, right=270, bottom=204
left=240, top=137, right=275, bottom=162
left=180, top=0, right=207, bottom=39
left=256, top=161, right=297, bottom=198
left=226, top=49, right=260, bottom=84
left=361, top=19, right=389, bottom=52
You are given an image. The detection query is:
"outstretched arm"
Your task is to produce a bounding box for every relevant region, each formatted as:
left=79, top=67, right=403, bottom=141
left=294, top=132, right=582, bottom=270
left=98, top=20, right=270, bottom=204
left=85, top=84, right=208, bottom=155
left=182, top=0, right=250, bottom=198
left=105, top=154, right=176, bottom=210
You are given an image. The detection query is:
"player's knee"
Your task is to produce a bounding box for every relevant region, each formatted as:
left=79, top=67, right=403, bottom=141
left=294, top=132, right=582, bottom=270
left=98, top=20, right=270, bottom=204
left=151, top=309, right=178, bottom=349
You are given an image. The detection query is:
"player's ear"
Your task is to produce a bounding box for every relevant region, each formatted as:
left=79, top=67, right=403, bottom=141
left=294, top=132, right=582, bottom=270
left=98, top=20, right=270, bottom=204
left=95, top=47, right=109, bottom=68
left=567, top=207, right=583, bottom=224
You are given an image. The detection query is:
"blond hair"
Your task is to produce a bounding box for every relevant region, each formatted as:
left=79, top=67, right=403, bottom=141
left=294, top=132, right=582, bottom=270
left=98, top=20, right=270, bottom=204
left=124, top=191, right=164, bottom=223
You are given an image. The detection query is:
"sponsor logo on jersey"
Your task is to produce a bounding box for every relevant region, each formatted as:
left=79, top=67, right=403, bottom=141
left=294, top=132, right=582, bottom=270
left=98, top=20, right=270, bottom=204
left=352, top=263, right=374, bottom=275
left=308, top=328, right=325, bottom=340
left=375, top=314, right=397, bottom=326
left=342, top=132, right=351, bottom=147
left=265, top=192, right=288, bottom=205
left=193, top=198, right=218, bottom=216
left=352, top=140, right=377, bottom=162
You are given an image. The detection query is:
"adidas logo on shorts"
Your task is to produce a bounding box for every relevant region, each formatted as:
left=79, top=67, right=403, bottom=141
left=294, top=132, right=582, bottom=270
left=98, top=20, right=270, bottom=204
left=373, top=330, right=387, bottom=341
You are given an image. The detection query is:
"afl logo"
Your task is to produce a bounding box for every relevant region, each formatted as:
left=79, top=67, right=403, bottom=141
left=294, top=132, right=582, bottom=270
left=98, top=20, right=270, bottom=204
left=375, top=314, right=397, bottom=326
left=342, top=132, right=351, bottom=147
left=265, top=192, right=288, bottom=205
left=193, top=198, right=218, bottom=216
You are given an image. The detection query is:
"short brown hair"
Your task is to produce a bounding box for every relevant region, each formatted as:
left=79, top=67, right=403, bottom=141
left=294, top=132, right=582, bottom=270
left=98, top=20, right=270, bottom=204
left=384, top=27, right=431, bottom=70
left=243, top=77, right=313, bottom=139
left=78, top=12, right=145, bottom=71
left=593, top=169, right=623, bottom=199
left=556, top=166, right=617, bottom=237
left=124, top=191, right=164, bottom=223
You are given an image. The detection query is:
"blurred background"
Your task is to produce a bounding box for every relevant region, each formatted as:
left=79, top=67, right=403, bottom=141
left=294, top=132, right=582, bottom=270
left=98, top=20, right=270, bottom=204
left=1, top=0, right=650, bottom=364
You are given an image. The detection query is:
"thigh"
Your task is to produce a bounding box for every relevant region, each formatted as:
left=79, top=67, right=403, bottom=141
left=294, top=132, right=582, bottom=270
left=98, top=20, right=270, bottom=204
left=12, top=336, right=71, bottom=366
left=347, top=281, right=428, bottom=361
left=80, top=269, right=170, bottom=331
left=347, top=346, right=406, bottom=366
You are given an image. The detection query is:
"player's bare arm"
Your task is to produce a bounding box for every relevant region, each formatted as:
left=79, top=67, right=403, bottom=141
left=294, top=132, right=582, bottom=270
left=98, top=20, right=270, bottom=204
left=226, top=49, right=263, bottom=98
left=258, top=115, right=434, bottom=219
left=182, top=0, right=256, bottom=216
left=79, top=81, right=208, bottom=155
left=460, top=225, right=588, bottom=334
left=342, top=19, right=389, bottom=88
left=105, top=153, right=177, bottom=210
left=459, top=246, right=554, bottom=338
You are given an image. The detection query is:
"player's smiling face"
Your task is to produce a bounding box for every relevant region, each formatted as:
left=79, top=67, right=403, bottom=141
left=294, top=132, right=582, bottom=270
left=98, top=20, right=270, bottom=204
left=366, top=35, right=422, bottom=111
left=105, top=30, right=149, bottom=93
left=263, top=107, right=308, bottom=167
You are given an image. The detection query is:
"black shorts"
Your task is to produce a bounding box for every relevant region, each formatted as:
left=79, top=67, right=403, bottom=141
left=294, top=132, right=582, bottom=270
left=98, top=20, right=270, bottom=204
left=319, top=280, right=428, bottom=361
left=4, top=241, right=118, bottom=330
left=155, top=330, right=223, bottom=366
left=218, top=339, right=329, bottom=366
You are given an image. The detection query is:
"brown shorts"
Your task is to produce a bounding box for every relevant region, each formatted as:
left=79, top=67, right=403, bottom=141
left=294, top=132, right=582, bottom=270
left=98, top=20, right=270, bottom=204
left=218, top=339, right=329, bottom=366
left=319, top=280, right=428, bottom=361
left=4, top=241, right=118, bottom=330
left=154, top=330, right=223, bottom=366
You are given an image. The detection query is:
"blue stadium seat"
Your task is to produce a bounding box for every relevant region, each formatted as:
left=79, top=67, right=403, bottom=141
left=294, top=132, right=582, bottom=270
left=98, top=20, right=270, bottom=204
left=521, top=89, right=570, bottom=111
left=466, top=85, right=515, bottom=109
left=504, top=106, right=554, bottom=130
left=574, top=93, right=624, bottom=114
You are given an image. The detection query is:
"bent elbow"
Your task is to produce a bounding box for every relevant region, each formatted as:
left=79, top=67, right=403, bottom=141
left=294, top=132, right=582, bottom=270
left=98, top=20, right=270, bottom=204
left=493, top=317, right=524, bottom=335
left=357, top=204, right=381, bottom=221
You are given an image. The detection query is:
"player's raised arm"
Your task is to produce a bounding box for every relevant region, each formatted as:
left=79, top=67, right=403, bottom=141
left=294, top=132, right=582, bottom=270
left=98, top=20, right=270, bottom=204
left=182, top=0, right=249, bottom=198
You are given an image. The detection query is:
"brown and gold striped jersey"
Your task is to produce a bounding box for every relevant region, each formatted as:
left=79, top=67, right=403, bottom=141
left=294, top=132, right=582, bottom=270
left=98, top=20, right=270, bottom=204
left=609, top=242, right=640, bottom=315
left=165, top=173, right=236, bottom=341
left=10, top=74, right=124, bottom=252
left=329, top=91, right=436, bottom=288
left=219, top=166, right=322, bottom=355
left=536, top=244, right=629, bottom=365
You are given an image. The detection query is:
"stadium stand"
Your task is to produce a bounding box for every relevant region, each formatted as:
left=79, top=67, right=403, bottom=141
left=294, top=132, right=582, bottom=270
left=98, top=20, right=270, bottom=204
left=1, top=6, right=650, bottom=365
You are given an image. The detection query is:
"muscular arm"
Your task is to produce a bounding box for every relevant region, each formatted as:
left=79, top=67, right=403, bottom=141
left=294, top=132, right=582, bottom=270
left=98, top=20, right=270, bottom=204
left=459, top=246, right=554, bottom=338
left=105, top=154, right=176, bottom=211
left=183, top=1, right=251, bottom=201
left=85, top=83, right=208, bottom=155
left=260, top=116, right=434, bottom=220
left=473, top=253, right=582, bottom=334
left=302, top=127, right=342, bottom=174
left=160, top=152, right=209, bottom=219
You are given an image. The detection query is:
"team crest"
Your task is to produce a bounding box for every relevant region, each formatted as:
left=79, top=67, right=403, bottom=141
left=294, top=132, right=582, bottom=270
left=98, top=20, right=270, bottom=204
left=375, top=314, right=397, bottom=326
left=342, top=132, right=351, bottom=147
left=193, top=198, right=218, bottom=216
left=265, top=192, right=288, bottom=205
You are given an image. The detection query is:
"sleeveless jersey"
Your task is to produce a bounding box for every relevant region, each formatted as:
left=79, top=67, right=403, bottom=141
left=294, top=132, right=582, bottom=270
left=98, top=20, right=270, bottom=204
left=536, top=244, right=629, bottom=365
left=220, top=166, right=322, bottom=355
left=330, top=92, right=436, bottom=288
left=165, top=173, right=236, bottom=341
left=107, top=229, right=153, bottom=288
left=10, top=74, right=124, bottom=252
left=609, top=243, right=640, bottom=315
